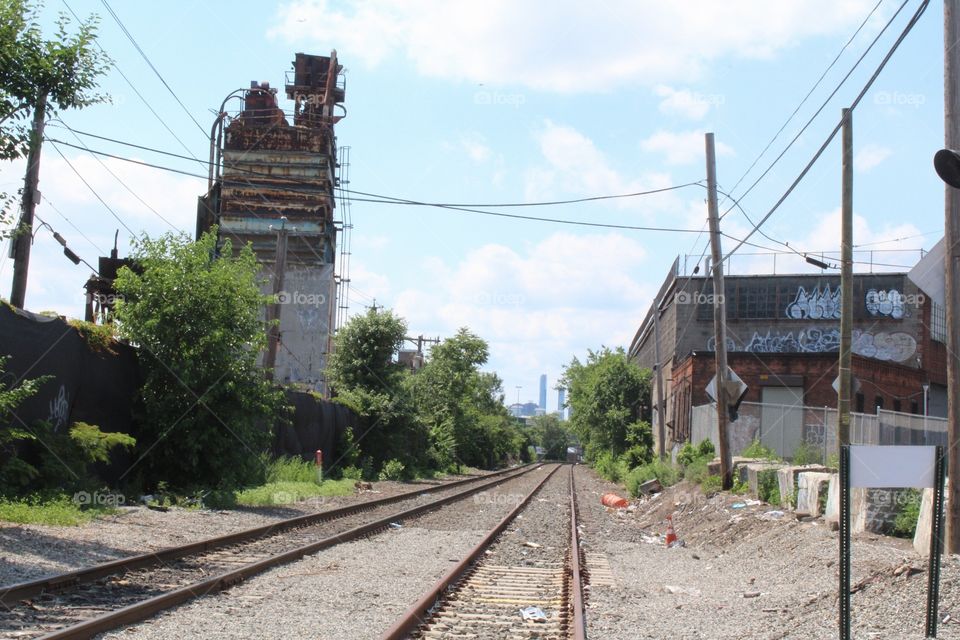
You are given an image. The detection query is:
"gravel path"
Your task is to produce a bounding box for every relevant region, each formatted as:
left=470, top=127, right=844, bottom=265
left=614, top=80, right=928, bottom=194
left=92, top=464, right=560, bottom=640
left=574, top=465, right=960, bottom=639
left=0, top=473, right=493, bottom=587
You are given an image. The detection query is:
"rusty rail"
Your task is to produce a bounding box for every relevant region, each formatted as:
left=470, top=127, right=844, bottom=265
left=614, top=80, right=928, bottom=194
left=2, top=464, right=533, bottom=607
left=380, top=463, right=568, bottom=640
left=569, top=465, right=587, bottom=640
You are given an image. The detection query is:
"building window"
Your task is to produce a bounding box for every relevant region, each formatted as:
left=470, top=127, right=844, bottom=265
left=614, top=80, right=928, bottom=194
left=855, top=393, right=865, bottom=413
left=875, top=396, right=884, bottom=413
left=893, top=399, right=901, bottom=413
left=911, top=400, right=919, bottom=414
left=932, top=301, right=948, bottom=344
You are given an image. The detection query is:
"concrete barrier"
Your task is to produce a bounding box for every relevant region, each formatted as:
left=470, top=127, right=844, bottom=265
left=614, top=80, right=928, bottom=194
left=778, top=465, right=831, bottom=508
left=745, top=462, right=787, bottom=498
left=795, top=472, right=833, bottom=517
left=914, top=478, right=949, bottom=556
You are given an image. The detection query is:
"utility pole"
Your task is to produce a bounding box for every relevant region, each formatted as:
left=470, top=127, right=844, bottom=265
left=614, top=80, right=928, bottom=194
left=944, top=0, right=960, bottom=554
left=705, top=132, right=733, bottom=489
left=652, top=295, right=666, bottom=459
left=9, top=93, right=48, bottom=309
left=264, top=219, right=288, bottom=382
left=838, top=108, right=853, bottom=452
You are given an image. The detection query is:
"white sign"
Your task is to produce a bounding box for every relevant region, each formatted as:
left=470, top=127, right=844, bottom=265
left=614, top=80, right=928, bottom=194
left=705, top=368, right=748, bottom=404
left=849, top=445, right=937, bottom=488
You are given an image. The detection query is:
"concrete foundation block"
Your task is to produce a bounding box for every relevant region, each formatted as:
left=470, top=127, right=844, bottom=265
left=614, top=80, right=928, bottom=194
left=914, top=478, right=950, bottom=556
left=778, top=465, right=832, bottom=509
left=795, top=472, right=833, bottom=517
left=745, top=462, right=786, bottom=498
left=824, top=475, right=840, bottom=524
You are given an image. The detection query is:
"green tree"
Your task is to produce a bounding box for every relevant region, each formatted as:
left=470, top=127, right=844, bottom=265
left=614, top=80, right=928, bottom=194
left=327, top=308, right=426, bottom=473
left=410, top=328, right=522, bottom=470
left=0, top=354, right=51, bottom=491
left=0, top=0, right=111, bottom=230
left=528, top=413, right=571, bottom=460
left=112, top=229, right=286, bottom=491
left=560, top=347, right=652, bottom=463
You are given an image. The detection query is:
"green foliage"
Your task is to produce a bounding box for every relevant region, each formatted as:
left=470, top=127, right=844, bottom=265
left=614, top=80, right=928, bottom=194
left=341, top=465, right=363, bottom=481
left=560, top=347, right=652, bottom=464
left=701, top=474, right=723, bottom=496
left=0, top=494, right=115, bottom=526
left=234, top=479, right=354, bottom=507
left=112, top=229, right=287, bottom=491
left=757, top=469, right=781, bottom=505
left=683, top=458, right=710, bottom=484
left=826, top=452, right=840, bottom=470
left=741, top=439, right=781, bottom=461
left=593, top=451, right=630, bottom=483
left=68, top=422, right=135, bottom=464
left=791, top=440, right=822, bottom=466
left=264, top=455, right=318, bottom=484
left=731, top=476, right=750, bottom=495
left=621, top=444, right=652, bottom=470
left=697, top=438, right=716, bottom=459
left=378, top=458, right=407, bottom=481
left=67, top=320, right=116, bottom=354
left=0, top=355, right=51, bottom=492
left=893, top=489, right=922, bottom=538
left=625, top=459, right=681, bottom=497
left=527, top=413, right=571, bottom=460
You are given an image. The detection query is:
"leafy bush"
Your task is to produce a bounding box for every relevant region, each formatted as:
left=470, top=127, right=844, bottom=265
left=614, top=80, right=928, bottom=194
left=697, top=438, right=716, bottom=459
left=677, top=442, right=698, bottom=468
left=341, top=465, right=363, bottom=481
left=683, top=458, right=710, bottom=484
left=67, top=320, right=117, bottom=354
left=593, top=451, right=629, bottom=483
left=625, top=459, right=680, bottom=497
left=732, top=477, right=750, bottom=495
left=893, top=489, right=922, bottom=538
left=701, top=475, right=722, bottom=496
left=757, top=469, right=781, bottom=505
left=678, top=439, right=716, bottom=468
left=378, top=458, right=407, bottom=482
left=69, top=422, right=136, bottom=464
left=741, top=439, right=781, bottom=461
left=791, top=440, right=822, bottom=466
left=621, top=445, right=651, bottom=470
left=265, top=455, right=318, bottom=484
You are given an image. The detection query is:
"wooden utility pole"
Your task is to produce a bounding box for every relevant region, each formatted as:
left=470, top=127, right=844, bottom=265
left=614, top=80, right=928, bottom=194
left=944, top=0, right=960, bottom=554
left=705, top=133, right=733, bottom=489
left=9, top=94, right=47, bottom=309
left=838, top=108, right=854, bottom=451
left=653, top=295, right=666, bottom=459
left=264, top=221, right=288, bottom=382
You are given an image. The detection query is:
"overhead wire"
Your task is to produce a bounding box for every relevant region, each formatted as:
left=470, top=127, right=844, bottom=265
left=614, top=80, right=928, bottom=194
left=721, top=0, right=930, bottom=264
left=48, top=141, right=136, bottom=236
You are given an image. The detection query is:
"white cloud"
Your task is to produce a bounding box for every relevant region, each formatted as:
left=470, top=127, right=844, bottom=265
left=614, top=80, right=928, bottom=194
left=269, top=0, right=876, bottom=92
left=640, top=130, right=735, bottom=166
left=525, top=121, right=682, bottom=212
left=854, top=144, right=893, bottom=173
left=654, top=85, right=725, bottom=120
left=459, top=132, right=492, bottom=163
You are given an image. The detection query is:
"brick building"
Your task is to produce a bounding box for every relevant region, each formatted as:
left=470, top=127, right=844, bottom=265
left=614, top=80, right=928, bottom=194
left=629, top=260, right=947, bottom=452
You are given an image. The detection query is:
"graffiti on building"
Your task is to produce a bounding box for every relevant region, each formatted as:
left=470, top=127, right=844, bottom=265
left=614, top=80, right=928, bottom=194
left=711, top=328, right=917, bottom=362
left=785, top=285, right=841, bottom=320
left=705, top=336, right=737, bottom=352
left=865, top=288, right=905, bottom=319
left=48, top=384, right=69, bottom=432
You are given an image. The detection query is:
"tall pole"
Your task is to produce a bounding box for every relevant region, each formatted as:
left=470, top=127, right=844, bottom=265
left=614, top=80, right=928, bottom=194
left=705, top=132, right=733, bottom=489
left=9, top=94, right=47, bottom=309
left=944, top=0, right=960, bottom=554
left=838, top=108, right=854, bottom=452
left=653, top=295, right=666, bottom=459
left=264, top=220, right=288, bottom=382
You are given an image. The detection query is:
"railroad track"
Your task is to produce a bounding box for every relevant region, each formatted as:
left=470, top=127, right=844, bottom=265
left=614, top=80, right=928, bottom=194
left=382, top=464, right=588, bottom=640
left=0, top=464, right=545, bottom=640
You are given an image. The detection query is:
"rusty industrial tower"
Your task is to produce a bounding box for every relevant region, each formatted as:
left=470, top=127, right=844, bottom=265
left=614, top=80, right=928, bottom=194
left=197, top=52, right=349, bottom=394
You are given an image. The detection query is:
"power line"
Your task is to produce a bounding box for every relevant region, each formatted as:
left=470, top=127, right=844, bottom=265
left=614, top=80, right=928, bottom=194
left=722, top=0, right=930, bottom=264
left=100, top=0, right=209, bottom=141
left=48, top=141, right=136, bottom=235
left=722, top=0, right=886, bottom=202
left=40, top=194, right=106, bottom=255
left=33, top=213, right=99, bottom=274
left=62, top=0, right=204, bottom=162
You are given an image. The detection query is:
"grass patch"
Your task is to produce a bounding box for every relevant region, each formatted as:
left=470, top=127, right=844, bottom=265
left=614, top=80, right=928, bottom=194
left=625, top=459, right=681, bottom=497
left=234, top=479, right=355, bottom=507
left=741, top=439, right=781, bottom=461
left=0, top=495, right=117, bottom=526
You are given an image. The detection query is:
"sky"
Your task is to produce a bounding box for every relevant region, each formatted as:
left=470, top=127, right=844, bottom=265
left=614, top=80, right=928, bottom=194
left=0, top=0, right=947, bottom=411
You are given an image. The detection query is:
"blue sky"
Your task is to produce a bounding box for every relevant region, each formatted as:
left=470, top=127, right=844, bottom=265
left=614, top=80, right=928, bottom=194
left=0, top=0, right=946, bottom=410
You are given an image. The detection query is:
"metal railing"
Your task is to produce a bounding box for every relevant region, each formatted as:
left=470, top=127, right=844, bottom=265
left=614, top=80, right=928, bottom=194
left=691, top=401, right=947, bottom=461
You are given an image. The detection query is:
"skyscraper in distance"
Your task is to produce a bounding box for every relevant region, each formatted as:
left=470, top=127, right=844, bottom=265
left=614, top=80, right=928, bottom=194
left=539, top=374, right=547, bottom=411
left=558, top=388, right=566, bottom=419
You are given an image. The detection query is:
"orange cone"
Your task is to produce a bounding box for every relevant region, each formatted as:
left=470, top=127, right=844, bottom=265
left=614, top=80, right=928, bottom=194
left=664, top=514, right=678, bottom=547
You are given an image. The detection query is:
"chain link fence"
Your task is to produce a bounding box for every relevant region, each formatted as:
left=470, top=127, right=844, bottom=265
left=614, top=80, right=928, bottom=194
left=691, top=401, right=947, bottom=461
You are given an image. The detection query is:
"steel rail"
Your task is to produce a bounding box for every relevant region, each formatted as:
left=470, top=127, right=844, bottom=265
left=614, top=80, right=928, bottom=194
left=2, top=464, right=533, bottom=606
left=380, top=463, right=567, bottom=640
left=569, top=465, right=587, bottom=640
left=31, top=463, right=546, bottom=640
